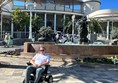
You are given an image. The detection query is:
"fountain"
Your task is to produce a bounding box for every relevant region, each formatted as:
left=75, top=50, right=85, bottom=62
left=22, top=16, right=118, bottom=59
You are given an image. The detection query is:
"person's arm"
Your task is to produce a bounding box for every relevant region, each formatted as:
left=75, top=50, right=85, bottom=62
left=30, top=59, right=41, bottom=67
left=30, top=59, right=35, bottom=65
left=30, top=59, right=44, bottom=67
left=41, top=61, right=49, bottom=66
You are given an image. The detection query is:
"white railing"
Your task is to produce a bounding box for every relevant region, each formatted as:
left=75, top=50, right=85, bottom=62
left=0, top=31, right=35, bottom=38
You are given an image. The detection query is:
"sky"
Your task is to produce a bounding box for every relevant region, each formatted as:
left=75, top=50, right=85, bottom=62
left=14, top=0, right=118, bottom=10
left=100, top=0, right=118, bottom=9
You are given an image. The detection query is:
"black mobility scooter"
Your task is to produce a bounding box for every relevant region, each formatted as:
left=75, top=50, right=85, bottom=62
left=23, top=62, right=53, bottom=83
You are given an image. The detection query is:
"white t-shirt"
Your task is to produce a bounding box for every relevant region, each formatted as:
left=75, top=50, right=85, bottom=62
left=32, top=53, right=50, bottom=69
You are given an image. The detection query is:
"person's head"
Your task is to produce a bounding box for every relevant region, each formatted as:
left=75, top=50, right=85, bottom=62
left=39, top=46, right=46, bottom=54
left=8, top=33, right=10, bottom=35
left=5, top=32, right=7, bottom=35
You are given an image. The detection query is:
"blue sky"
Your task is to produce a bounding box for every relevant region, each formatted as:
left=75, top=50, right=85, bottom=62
left=100, top=0, right=118, bottom=9
left=14, top=0, right=118, bottom=10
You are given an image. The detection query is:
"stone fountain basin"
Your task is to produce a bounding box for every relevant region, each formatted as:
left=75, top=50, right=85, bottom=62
left=23, top=42, right=118, bottom=58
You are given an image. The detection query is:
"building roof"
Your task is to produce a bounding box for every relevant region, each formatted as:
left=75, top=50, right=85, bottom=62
left=88, top=9, right=118, bottom=20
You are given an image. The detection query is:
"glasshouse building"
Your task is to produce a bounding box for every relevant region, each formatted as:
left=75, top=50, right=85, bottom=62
left=0, top=0, right=118, bottom=40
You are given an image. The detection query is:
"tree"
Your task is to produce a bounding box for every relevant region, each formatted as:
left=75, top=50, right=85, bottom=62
left=88, top=18, right=104, bottom=34
left=13, top=8, right=42, bottom=33
left=61, top=16, right=72, bottom=34
left=38, top=26, right=55, bottom=41
left=32, top=15, right=43, bottom=33
left=111, top=27, right=118, bottom=39
left=12, top=8, right=29, bottom=31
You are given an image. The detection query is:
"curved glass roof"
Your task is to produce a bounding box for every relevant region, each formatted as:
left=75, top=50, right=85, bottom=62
left=13, top=0, right=81, bottom=13
left=16, top=0, right=83, bottom=5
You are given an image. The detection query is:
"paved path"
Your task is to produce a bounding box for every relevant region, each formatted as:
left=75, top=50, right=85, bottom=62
left=0, top=45, right=23, bottom=52
left=0, top=56, right=118, bottom=83
left=0, top=45, right=118, bottom=83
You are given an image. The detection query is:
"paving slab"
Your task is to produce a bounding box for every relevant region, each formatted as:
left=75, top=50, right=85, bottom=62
left=0, top=56, right=118, bottom=83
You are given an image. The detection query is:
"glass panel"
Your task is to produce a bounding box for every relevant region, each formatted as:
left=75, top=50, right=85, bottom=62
left=74, top=5, right=81, bottom=12
left=73, top=0, right=81, bottom=12
left=14, top=0, right=24, bottom=6
left=64, top=0, right=72, bottom=12
left=45, top=0, right=55, bottom=10
left=65, top=5, right=72, bottom=12
left=13, top=0, right=81, bottom=12
left=13, top=0, right=25, bottom=9
left=55, top=0, right=64, bottom=11
left=47, top=14, right=53, bottom=28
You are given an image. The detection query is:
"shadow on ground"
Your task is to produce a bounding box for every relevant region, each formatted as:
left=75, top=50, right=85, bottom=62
left=0, top=58, right=118, bottom=83
left=0, top=61, right=26, bottom=69
left=50, top=58, right=118, bottom=83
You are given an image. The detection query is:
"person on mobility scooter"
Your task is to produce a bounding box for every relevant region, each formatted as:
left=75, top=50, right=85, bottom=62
left=23, top=46, right=53, bottom=83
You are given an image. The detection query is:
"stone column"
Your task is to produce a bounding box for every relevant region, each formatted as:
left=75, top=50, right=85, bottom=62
left=54, top=13, right=57, bottom=33
left=63, top=14, right=66, bottom=33
left=34, top=13, right=37, bottom=18
left=11, top=19, right=14, bottom=38
left=111, top=19, right=114, bottom=40
left=44, top=13, right=47, bottom=28
left=0, top=13, right=2, bottom=38
left=106, top=20, right=110, bottom=40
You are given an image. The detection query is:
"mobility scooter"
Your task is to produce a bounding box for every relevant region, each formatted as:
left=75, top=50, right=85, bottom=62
left=23, top=62, right=53, bottom=83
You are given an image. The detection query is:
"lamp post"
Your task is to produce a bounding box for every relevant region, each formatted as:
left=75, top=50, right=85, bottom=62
left=28, top=7, right=32, bottom=40
left=26, top=2, right=36, bottom=41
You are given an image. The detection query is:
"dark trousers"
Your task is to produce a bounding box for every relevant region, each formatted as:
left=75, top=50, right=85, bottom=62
left=25, top=66, right=44, bottom=83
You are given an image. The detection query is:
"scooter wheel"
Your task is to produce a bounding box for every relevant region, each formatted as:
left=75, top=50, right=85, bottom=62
left=47, top=75, right=53, bottom=83
left=22, top=79, right=25, bottom=83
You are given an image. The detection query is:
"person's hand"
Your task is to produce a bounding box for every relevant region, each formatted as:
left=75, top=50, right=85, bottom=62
left=37, top=64, right=41, bottom=67
left=32, top=63, right=37, bottom=67
left=33, top=63, right=41, bottom=67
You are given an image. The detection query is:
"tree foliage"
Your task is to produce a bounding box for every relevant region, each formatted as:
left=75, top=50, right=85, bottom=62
left=32, top=15, right=43, bottom=32
left=39, top=26, right=54, bottom=36
left=61, top=16, right=72, bottom=34
left=12, top=8, right=29, bottom=31
left=13, top=8, right=42, bottom=33
left=88, top=18, right=104, bottom=34
left=38, top=26, right=55, bottom=41
left=111, top=27, right=118, bottom=35
left=111, top=27, right=118, bottom=39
